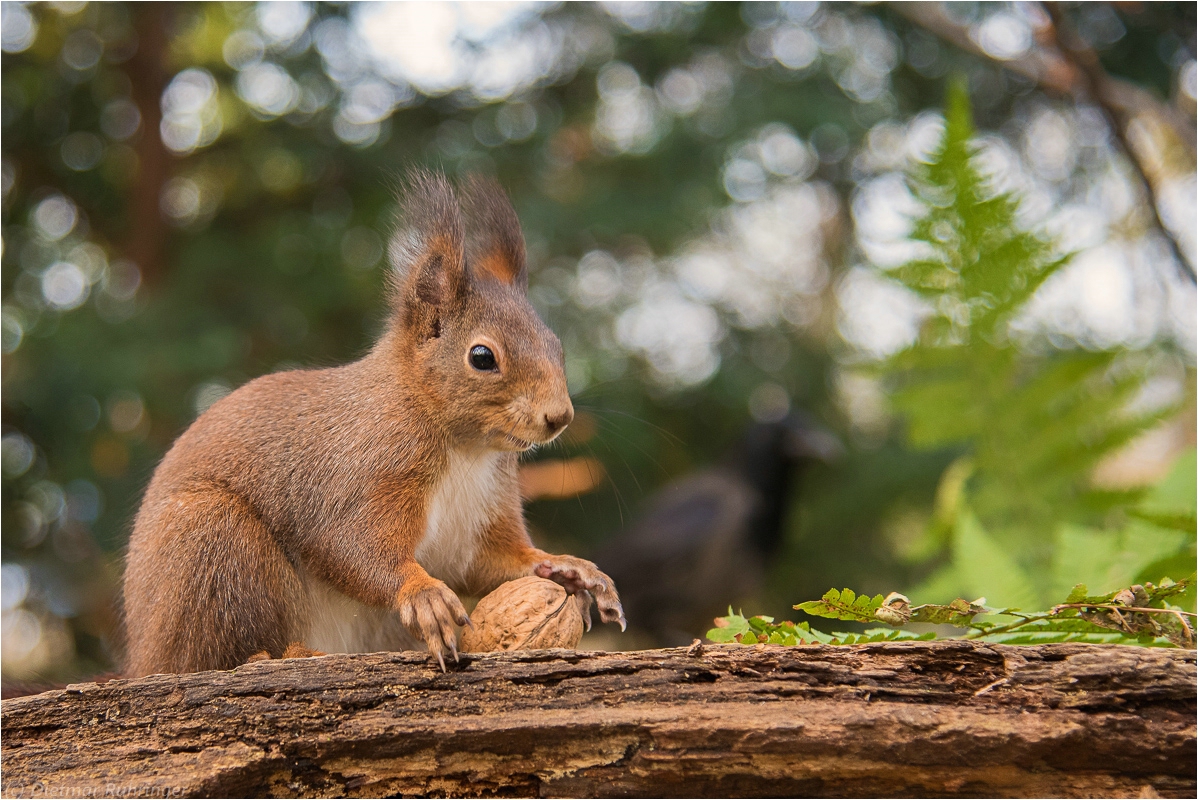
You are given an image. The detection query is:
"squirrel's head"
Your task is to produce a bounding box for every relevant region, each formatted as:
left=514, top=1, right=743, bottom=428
left=386, top=171, right=572, bottom=452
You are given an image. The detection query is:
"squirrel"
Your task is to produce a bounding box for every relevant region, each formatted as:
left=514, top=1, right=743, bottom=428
left=121, top=171, right=625, bottom=677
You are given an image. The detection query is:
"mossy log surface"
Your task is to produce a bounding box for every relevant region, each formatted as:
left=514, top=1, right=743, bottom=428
left=1, top=641, right=1194, bottom=798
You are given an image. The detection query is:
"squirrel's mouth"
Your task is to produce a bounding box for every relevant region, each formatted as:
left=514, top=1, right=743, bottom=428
left=505, top=434, right=535, bottom=451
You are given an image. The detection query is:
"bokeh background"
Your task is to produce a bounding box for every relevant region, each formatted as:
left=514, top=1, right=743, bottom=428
left=2, top=1, right=1195, bottom=680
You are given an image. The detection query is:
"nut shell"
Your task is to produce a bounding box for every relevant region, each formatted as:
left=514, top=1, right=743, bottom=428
left=460, top=576, right=585, bottom=653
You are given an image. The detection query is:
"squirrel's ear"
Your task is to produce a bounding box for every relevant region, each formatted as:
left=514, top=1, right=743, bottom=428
left=461, top=175, right=528, bottom=291
left=388, top=170, right=466, bottom=314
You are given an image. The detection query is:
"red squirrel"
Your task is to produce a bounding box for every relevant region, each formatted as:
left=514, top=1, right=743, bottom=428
left=122, top=172, right=624, bottom=676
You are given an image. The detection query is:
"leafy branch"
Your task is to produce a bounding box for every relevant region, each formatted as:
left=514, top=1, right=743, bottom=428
left=708, top=575, right=1196, bottom=649
left=794, top=588, right=885, bottom=623
left=866, top=80, right=1192, bottom=612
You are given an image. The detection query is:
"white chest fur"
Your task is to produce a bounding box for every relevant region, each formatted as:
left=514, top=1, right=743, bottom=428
left=300, top=448, right=506, bottom=654
left=415, top=448, right=505, bottom=588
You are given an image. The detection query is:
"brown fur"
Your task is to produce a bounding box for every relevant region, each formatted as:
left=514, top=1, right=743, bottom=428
left=122, top=172, right=624, bottom=677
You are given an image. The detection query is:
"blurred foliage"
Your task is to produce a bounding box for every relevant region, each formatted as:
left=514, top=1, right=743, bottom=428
left=866, top=82, right=1195, bottom=609
left=1, top=2, right=1194, bottom=680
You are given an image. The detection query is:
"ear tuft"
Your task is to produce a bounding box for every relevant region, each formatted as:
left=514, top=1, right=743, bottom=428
left=388, top=170, right=465, bottom=315
left=461, top=175, right=527, bottom=290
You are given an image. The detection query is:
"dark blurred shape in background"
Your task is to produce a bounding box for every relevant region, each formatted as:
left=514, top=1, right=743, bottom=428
left=1, top=2, right=1194, bottom=680
left=596, top=414, right=841, bottom=646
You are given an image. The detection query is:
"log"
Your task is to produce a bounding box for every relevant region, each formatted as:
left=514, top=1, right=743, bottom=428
left=1, top=641, right=1194, bottom=798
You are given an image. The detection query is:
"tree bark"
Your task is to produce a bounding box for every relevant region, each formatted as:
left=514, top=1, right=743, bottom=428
left=1, top=642, right=1194, bottom=798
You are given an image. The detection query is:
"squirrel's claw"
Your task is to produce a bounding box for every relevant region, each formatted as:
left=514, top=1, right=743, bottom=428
left=397, top=577, right=465, bottom=673
left=577, top=589, right=594, bottom=632
left=535, top=557, right=625, bottom=633
left=596, top=595, right=626, bottom=631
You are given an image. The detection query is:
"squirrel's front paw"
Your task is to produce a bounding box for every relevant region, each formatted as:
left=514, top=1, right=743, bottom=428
left=534, top=556, right=626, bottom=632
left=396, top=576, right=472, bottom=672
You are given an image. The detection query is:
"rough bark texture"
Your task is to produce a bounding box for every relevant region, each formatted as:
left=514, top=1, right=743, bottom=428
left=1, top=642, right=1194, bottom=798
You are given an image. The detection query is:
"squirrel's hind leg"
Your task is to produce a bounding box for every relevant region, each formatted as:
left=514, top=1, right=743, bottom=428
left=124, top=486, right=304, bottom=675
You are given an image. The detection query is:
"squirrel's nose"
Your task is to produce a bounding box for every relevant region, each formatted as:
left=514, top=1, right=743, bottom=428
left=543, top=406, right=574, bottom=436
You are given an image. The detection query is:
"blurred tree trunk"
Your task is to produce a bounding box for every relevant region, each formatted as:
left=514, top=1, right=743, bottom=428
left=125, top=2, right=172, bottom=288
left=1, top=642, right=1194, bottom=798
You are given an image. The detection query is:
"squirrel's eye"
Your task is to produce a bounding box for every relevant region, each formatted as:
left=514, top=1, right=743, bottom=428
left=469, top=344, right=497, bottom=371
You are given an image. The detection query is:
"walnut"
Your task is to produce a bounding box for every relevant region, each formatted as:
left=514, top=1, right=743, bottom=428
left=460, top=576, right=585, bottom=653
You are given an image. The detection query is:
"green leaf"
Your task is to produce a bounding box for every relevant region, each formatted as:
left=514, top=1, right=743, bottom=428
left=795, top=587, right=885, bottom=623
left=877, top=83, right=1179, bottom=607
left=953, top=507, right=1040, bottom=610
left=705, top=627, right=739, bottom=643
left=747, top=615, right=776, bottom=631
left=909, top=598, right=987, bottom=627
left=982, top=630, right=1168, bottom=646
left=794, top=621, right=835, bottom=645
left=707, top=608, right=752, bottom=643
left=720, top=576, right=1194, bottom=650
left=1065, top=584, right=1098, bottom=604
left=1142, top=574, right=1196, bottom=606
left=827, top=629, right=937, bottom=645
left=1052, top=525, right=1140, bottom=599
left=708, top=611, right=840, bottom=646
left=905, top=562, right=971, bottom=606
left=1126, top=509, right=1198, bottom=533
left=977, top=616, right=1181, bottom=648
left=1136, top=449, right=1197, bottom=522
